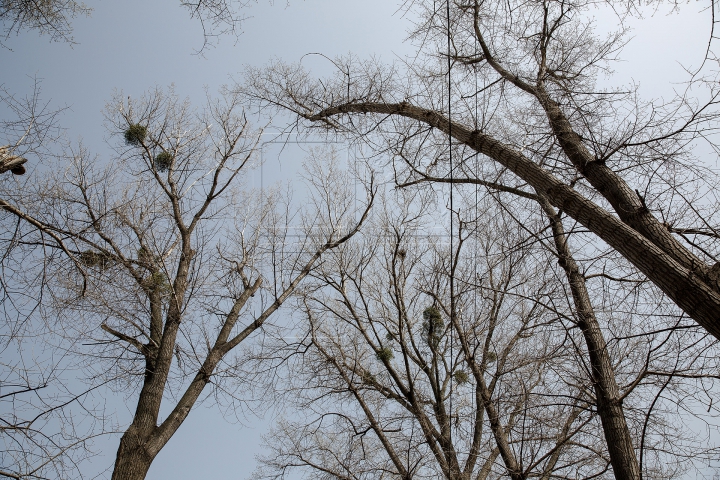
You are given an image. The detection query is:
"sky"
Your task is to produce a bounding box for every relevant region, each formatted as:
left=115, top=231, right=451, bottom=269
left=0, top=0, right=717, bottom=479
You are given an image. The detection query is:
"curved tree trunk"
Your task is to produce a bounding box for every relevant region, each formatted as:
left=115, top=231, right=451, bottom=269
left=307, top=102, right=720, bottom=339
left=535, top=91, right=700, bottom=276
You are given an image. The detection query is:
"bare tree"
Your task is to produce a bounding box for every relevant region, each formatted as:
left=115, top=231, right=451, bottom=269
left=0, top=78, right=111, bottom=480
left=0, top=343, right=113, bottom=480
left=396, top=158, right=645, bottom=478
left=398, top=156, right=711, bottom=480
left=247, top=165, right=720, bottom=480
left=535, top=193, right=640, bottom=480
left=238, top=0, right=720, bottom=467
left=251, top=188, right=599, bottom=479
left=0, top=86, right=373, bottom=479
left=178, top=0, right=253, bottom=52
left=240, top=0, right=720, bottom=339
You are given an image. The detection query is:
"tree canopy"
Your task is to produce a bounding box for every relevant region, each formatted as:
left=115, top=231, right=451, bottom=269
left=2, top=1, right=720, bottom=479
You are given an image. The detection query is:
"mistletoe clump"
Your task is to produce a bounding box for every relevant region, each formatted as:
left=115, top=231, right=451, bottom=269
left=137, top=247, right=154, bottom=264
left=124, top=123, right=147, bottom=146
left=376, top=347, right=393, bottom=362
left=453, top=370, right=469, bottom=385
left=145, top=271, right=172, bottom=296
left=154, top=151, right=173, bottom=172
left=78, top=250, right=113, bottom=269
left=360, top=370, right=376, bottom=385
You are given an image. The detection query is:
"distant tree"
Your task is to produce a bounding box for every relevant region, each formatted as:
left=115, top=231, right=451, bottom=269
left=0, top=343, right=111, bottom=480
left=0, top=79, right=102, bottom=480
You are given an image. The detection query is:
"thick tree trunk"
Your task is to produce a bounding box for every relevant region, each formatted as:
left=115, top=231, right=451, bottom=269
left=468, top=29, right=701, bottom=278
left=111, top=428, right=155, bottom=480
left=539, top=196, right=640, bottom=480
left=307, top=102, right=720, bottom=338
left=110, top=353, right=166, bottom=480
left=108, top=248, right=194, bottom=480
left=535, top=91, right=699, bottom=274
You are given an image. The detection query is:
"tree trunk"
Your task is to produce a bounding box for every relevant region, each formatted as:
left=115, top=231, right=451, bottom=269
left=539, top=196, right=641, bottom=480
left=111, top=428, right=155, bottom=480
left=535, top=91, right=698, bottom=274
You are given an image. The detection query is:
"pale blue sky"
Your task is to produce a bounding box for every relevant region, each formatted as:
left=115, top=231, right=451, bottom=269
left=0, top=1, right=715, bottom=478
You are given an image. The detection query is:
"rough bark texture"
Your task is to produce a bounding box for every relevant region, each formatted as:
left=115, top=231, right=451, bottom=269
left=535, top=91, right=699, bottom=275
left=539, top=196, right=641, bottom=480
left=307, top=102, right=720, bottom=339
left=470, top=12, right=704, bottom=281
left=110, top=249, right=194, bottom=480
left=110, top=427, right=154, bottom=480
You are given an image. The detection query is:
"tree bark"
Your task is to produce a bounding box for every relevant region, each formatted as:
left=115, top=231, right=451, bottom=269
left=535, top=91, right=699, bottom=275
left=469, top=9, right=704, bottom=281
left=111, top=427, right=155, bottom=480
left=108, top=204, right=372, bottom=479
